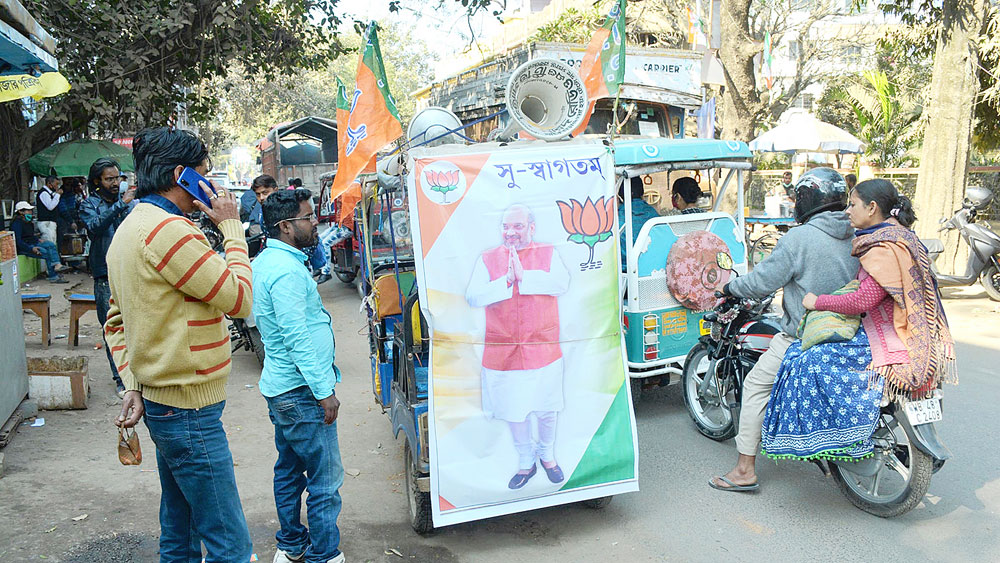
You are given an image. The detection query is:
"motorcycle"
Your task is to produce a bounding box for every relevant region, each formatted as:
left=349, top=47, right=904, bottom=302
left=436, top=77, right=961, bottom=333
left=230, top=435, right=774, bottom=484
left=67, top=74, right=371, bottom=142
left=921, top=186, right=1000, bottom=301
left=681, top=257, right=950, bottom=517
left=198, top=216, right=266, bottom=366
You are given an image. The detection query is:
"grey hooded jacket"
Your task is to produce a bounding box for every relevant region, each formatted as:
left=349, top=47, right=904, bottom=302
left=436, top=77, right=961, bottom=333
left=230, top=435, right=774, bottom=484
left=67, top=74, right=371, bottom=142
left=727, top=211, right=860, bottom=335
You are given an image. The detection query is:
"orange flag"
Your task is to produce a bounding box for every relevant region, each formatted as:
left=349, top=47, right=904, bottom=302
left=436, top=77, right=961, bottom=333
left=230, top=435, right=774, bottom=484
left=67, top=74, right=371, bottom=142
left=572, top=0, right=627, bottom=137
left=331, top=23, right=403, bottom=196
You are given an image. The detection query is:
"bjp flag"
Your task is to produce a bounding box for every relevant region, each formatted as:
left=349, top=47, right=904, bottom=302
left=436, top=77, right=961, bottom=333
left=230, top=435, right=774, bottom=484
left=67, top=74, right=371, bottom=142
left=572, top=0, right=626, bottom=137
left=331, top=23, right=403, bottom=195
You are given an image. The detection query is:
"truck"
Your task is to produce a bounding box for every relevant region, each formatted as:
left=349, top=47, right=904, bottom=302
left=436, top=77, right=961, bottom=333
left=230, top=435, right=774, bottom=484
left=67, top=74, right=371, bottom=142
left=258, top=116, right=339, bottom=194
left=414, top=41, right=704, bottom=141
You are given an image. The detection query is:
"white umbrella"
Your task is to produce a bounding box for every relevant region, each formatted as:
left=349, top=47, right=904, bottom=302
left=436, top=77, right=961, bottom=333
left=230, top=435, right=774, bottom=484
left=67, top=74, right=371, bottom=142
left=749, top=112, right=865, bottom=154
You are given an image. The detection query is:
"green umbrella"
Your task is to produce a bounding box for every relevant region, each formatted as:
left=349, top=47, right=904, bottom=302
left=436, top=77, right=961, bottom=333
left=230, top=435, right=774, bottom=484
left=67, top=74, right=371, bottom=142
left=27, top=138, right=135, bottom=177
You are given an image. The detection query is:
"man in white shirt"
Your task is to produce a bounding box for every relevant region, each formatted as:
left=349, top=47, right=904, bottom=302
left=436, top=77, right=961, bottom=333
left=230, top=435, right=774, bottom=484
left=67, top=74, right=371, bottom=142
left=465, top=204, right=570, bottom=489
left=36, top=175, right=62, bottom=244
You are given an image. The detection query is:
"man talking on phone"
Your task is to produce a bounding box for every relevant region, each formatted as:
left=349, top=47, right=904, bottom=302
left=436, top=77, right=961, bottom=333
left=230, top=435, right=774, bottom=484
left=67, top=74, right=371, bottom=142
left=253, top=189, right=345, bottom=563
left=107, top=127, right=255, bottom=562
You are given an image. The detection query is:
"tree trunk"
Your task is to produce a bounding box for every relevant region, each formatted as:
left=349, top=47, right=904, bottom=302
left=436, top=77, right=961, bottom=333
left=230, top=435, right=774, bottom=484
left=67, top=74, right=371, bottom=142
left=913, top=0, right=988, bottom=274
left=1, top=99, right=87, bottom=202
left=718, top=0, right=761, bottom=211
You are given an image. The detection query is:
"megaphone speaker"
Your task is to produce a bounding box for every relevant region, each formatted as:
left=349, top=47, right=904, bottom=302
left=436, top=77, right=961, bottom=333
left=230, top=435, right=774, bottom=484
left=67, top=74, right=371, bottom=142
left=502, top=58, right=587, bottom=141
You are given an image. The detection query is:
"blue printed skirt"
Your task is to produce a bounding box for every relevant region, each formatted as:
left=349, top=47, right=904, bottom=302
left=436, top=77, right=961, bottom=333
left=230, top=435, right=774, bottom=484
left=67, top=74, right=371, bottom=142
left=761, top=327, right=884, bottom=461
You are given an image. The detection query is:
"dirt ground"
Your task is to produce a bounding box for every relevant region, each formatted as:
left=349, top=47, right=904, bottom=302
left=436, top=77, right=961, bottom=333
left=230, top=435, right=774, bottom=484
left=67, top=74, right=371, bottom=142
left=0, top=271, right=466, bottom=563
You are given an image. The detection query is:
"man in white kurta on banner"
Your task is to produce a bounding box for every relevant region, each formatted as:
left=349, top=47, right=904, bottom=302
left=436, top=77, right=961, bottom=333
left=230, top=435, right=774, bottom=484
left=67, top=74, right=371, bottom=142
left=465, top=204, right=571, bottom=489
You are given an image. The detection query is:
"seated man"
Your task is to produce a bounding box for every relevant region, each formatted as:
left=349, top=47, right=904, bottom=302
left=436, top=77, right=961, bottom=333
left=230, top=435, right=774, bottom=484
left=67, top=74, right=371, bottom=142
left=617, top=176, right=660, bottom=270
left=10, top=201, right=69, bottom=283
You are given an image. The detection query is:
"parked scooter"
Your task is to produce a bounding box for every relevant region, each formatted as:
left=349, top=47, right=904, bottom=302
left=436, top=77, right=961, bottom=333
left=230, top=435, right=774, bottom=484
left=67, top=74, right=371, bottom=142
left=681, top=256, right=950, bottom=518
left=921, top=186, right=1000, bottom=301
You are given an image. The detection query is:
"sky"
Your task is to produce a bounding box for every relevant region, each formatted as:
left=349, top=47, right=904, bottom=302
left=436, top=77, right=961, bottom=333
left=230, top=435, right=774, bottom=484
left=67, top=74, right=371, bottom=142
left=336, top=0, right=509, bottom=80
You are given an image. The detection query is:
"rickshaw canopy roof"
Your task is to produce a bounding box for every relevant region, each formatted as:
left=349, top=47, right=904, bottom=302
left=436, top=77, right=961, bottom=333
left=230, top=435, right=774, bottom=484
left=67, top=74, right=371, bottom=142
left=613, top=138, right=752, bottom=166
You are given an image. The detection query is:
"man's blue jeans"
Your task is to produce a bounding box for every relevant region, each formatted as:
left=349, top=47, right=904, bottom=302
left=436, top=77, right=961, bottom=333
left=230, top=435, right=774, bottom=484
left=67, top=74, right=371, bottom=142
left=93, top=278, right=121, bottom=387
left=28, top=241, right=61, bottom=279
left=143, top=399, right=253, bottom=563
left=265, top=386, right=344, bottom=562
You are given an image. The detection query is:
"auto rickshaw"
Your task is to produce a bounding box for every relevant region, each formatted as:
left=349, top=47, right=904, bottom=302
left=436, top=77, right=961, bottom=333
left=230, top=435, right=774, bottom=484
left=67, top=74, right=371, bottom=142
left=358, top=134, right=753, bottom=534
left=614, top=138, right=753, bottom=402
left=355, top=168, right=430, bottom=532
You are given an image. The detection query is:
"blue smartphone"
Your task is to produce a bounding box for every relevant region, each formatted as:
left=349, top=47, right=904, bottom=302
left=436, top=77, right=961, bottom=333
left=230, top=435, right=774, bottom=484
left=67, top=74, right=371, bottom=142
left=177, top=167, right=216, bottom=208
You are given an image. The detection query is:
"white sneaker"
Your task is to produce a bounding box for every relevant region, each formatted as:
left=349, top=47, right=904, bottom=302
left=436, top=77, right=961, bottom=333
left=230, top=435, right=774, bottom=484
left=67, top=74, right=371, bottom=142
left=272, top=550, right=305, bottom=563
left=327, top=553, right=345, bottom=563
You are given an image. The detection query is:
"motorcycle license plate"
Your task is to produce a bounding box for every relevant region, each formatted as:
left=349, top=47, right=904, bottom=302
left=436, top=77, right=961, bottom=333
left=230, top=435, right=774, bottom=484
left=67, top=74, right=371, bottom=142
left=699, top=319, right=711, bottom=336
left=904, top=397, right=943, bottom=425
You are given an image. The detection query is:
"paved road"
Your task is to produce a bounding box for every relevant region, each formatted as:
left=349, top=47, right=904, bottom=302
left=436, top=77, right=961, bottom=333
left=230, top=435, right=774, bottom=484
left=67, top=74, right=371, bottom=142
left=1, top=275, right=998, bottom=562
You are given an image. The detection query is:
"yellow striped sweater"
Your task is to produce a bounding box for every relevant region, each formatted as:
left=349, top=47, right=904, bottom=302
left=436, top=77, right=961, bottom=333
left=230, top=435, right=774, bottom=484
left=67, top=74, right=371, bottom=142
left=104, top=202, right=252, bottom=408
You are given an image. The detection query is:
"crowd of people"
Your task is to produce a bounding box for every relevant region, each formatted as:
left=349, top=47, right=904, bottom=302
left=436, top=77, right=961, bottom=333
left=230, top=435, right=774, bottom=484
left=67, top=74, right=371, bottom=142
left=6, top=122, right=955, bottom=559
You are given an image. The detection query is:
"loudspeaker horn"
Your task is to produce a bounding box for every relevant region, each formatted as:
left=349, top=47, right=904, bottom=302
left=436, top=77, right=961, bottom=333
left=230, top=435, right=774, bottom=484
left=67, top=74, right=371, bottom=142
left=495, top=58, right=587, bottom=142
left=407, top=106, right=466, bottom=148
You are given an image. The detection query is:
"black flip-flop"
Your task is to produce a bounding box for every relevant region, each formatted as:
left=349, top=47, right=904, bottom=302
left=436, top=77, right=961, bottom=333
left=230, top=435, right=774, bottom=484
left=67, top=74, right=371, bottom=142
left=708, top=476, right=759, bottom=492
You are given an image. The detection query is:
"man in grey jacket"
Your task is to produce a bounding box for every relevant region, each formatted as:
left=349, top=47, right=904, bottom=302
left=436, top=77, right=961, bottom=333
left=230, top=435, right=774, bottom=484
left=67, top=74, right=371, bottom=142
left=710, top=168, right=859, bottom=492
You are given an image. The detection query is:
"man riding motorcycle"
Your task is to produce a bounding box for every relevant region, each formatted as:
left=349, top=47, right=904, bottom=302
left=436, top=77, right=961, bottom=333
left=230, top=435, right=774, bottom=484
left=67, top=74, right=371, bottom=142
left=710, top=168, right=859, bottom=492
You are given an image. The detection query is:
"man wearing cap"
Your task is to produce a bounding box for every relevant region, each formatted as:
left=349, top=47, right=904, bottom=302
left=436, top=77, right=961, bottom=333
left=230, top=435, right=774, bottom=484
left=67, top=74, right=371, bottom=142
left=10, top=201, right=69, bottom=283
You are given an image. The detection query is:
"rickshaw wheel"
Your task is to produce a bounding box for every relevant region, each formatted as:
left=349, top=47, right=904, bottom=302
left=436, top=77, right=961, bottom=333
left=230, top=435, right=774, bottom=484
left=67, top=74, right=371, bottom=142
left=335, top=269, right=357, bottom=283
left=356, top=275, right=366, bottom=300
left=629, top=377, right=642, bottom=404
left=404, top=442, right=433, bottom=535
left=580, top=496, right=613, bottom=509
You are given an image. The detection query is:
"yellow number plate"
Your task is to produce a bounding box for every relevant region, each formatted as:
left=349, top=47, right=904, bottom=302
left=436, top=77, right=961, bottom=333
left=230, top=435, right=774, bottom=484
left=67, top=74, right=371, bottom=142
left=699, top=319, right=711, bottom=336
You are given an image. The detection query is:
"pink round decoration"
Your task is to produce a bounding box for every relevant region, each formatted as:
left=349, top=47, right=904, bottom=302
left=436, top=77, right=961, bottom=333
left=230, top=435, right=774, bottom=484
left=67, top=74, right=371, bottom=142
left=666, top=231, right=733, bottom=312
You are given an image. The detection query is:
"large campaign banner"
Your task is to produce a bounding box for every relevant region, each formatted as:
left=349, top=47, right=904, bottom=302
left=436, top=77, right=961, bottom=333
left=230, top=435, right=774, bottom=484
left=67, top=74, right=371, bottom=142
left=407, top=141, right=639, bottom=527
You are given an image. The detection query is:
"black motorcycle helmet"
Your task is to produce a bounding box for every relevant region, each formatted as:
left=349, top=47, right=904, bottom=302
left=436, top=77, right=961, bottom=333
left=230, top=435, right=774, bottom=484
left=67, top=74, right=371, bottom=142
left=793, top=167, right=848, bottom=223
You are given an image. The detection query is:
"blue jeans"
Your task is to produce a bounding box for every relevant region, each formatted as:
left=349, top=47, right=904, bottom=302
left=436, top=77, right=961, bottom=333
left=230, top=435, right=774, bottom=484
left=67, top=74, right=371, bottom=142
left=93, top=278, right=121, bottom=387
left=265, top=386, right=343, bottom=562
left=143, top=399, right=253, bottom=563
left=28, top=241, right=61, bottom=279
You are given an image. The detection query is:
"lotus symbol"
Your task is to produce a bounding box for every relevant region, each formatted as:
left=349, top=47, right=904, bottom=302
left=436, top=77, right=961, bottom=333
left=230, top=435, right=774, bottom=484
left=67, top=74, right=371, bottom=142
left=557, top=197, right=615, bottom=270
left=425, top=170, right=460, bottom=203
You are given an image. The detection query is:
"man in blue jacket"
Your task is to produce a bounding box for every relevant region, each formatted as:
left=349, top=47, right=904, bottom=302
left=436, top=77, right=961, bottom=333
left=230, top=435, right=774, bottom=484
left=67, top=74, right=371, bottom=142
left=79, top=158, right=135, bottom=396
left=253, top=189, right=345, bottom=563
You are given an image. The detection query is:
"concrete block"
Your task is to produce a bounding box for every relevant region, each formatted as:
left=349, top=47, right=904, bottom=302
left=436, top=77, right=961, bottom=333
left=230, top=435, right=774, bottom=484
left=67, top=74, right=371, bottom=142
left=27, top=357, right=89, bottom=410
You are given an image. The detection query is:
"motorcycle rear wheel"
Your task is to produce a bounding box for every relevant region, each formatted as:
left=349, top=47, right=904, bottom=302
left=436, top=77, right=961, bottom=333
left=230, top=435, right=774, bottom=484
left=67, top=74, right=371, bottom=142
left=980, top=264, right=1000, bottom=301
left=682, top=343, right=737, bottom=441
left=830, top=411, right=934, bottom=518
left=248, top=326, right=265, bottom=366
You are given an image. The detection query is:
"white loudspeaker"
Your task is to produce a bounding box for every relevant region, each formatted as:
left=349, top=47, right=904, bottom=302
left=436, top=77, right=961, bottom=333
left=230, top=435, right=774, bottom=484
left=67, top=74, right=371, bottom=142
left=498, top=58, right=587, bottom=142
left=377, top=154, right=404, bottom=191
left=407, top=106, right=465, bottom=148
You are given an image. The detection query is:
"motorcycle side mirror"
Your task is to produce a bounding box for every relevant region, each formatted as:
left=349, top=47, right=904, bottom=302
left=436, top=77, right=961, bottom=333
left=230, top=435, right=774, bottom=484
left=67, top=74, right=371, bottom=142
left=939, top=217, right=947, bottom=224
left=716, top=252, right=734, bottom=271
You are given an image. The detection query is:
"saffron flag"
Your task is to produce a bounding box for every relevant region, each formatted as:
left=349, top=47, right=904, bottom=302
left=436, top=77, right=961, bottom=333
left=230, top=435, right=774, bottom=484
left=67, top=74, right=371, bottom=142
left=572, top=0, right=627, bottom=137
left=331, top=23, right=403, bottom=195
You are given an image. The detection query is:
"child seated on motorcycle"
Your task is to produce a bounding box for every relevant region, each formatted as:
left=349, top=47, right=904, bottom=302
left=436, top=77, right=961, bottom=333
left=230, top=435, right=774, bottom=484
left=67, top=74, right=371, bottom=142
left=710, top=168, right=859, bottom=492
left=801, top=179, right=955, bottom=402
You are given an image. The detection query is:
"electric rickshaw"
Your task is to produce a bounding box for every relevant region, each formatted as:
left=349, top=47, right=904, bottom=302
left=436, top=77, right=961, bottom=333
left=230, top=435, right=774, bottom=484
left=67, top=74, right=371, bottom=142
left=614, top=138, right=754, bottom=402
left=358, top=136, right=755, bottom=534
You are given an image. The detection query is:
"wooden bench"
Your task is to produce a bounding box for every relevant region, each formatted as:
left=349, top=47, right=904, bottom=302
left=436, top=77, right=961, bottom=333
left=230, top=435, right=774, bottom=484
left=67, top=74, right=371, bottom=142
left=68, top=293, right=97, bottom=348
left=20, top=293, right=51, bottom=348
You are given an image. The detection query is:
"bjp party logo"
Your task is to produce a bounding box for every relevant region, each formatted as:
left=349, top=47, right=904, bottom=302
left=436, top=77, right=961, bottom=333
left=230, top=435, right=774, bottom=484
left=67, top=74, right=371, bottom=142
left=420, top=162, right=467, bottom=205
left=557, top=196, right=616, bottom=271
